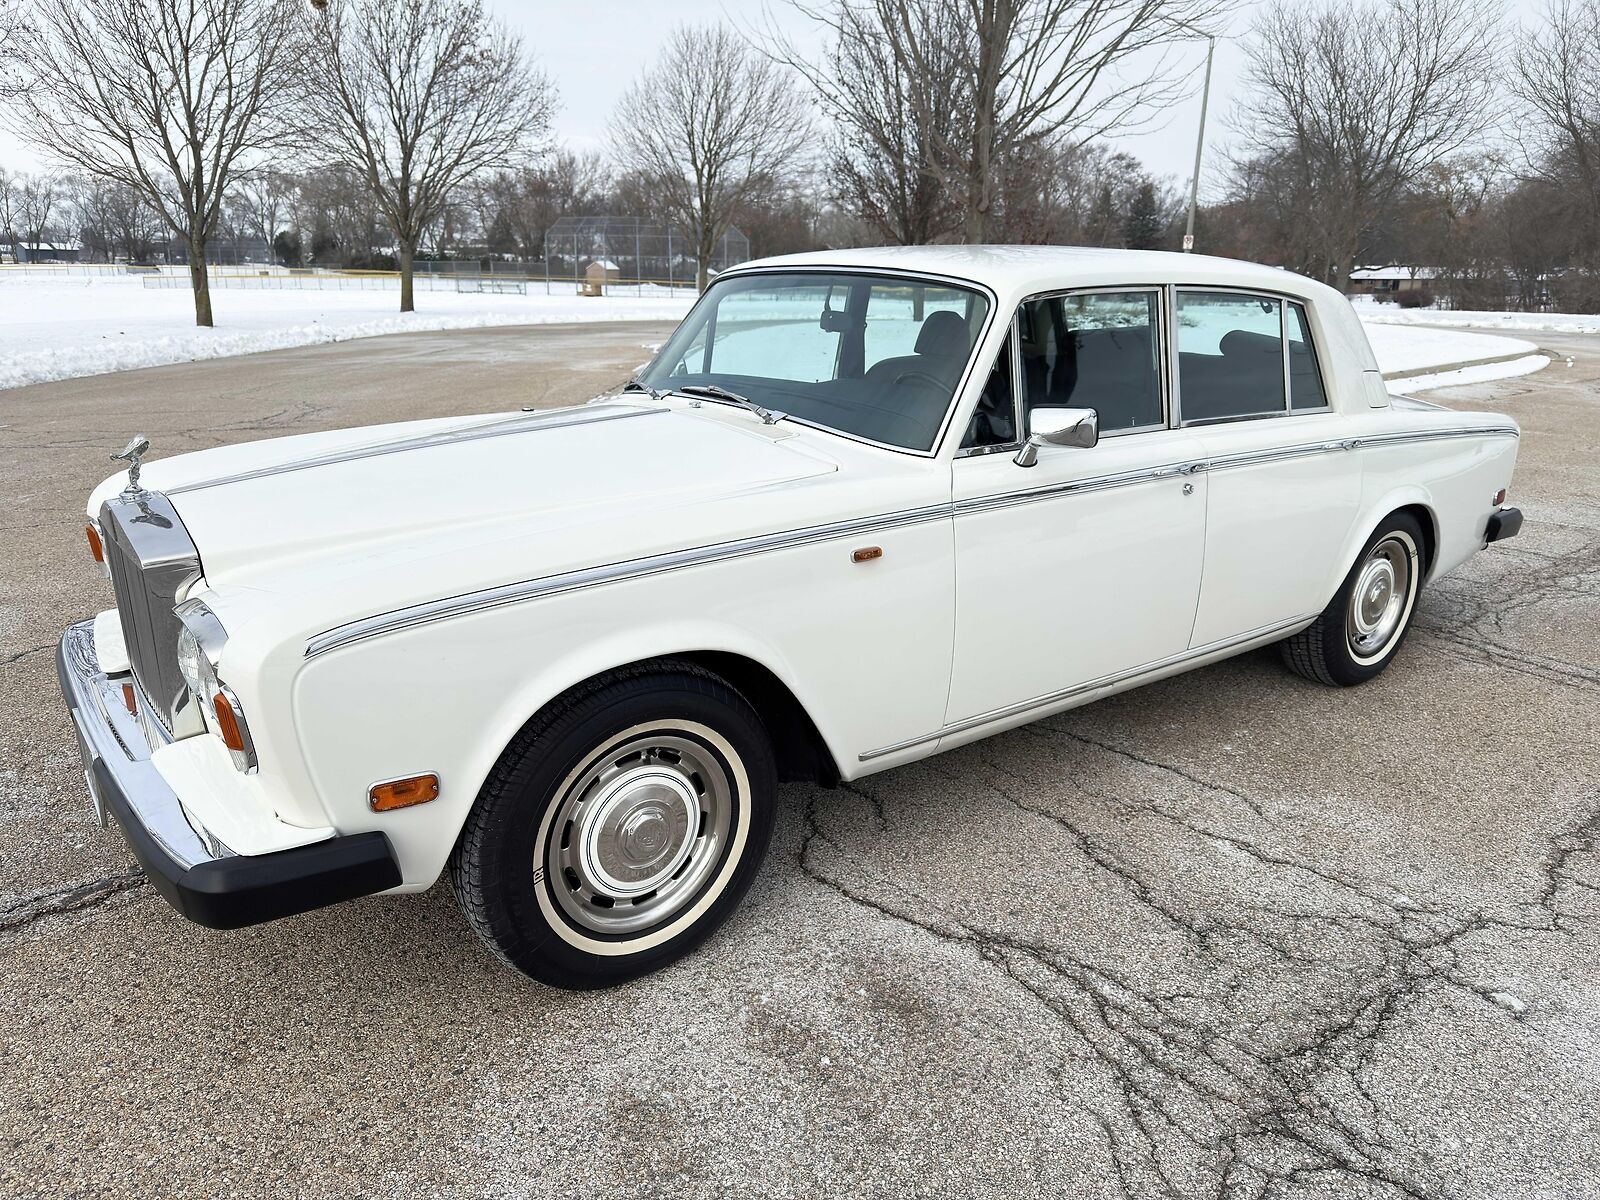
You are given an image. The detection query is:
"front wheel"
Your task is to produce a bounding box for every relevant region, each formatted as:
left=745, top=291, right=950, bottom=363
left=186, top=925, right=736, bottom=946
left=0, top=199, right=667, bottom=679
left=1280, top=513, right=1425, bottom=686
left=450, top=662, right=777, bottom=988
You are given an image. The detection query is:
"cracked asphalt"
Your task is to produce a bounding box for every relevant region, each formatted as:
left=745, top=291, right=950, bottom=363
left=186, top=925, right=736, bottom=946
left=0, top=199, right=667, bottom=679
left=1, top=323, right=1597, bottom=1199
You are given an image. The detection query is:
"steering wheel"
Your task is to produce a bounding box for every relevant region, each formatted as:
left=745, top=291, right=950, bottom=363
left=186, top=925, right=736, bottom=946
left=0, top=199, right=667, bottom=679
left=893, top=370, right=945, bottom=390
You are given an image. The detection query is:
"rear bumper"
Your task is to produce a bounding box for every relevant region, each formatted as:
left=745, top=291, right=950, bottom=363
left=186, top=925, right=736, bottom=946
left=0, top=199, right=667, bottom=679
left=57, top=618, right=400, bottom=929
left=1486, top=506, right=1524, bottom=544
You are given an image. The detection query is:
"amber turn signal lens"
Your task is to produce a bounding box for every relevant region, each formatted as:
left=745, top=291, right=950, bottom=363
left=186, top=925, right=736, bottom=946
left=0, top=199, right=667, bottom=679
left=85, top=523, right=104, bottom=563
left=369, top=774, right=440, bottom=813
left=1493, top=488, right=1507, bottom=506
left=851, top=545, right=883, bottom=563
left=121, top=682, right=137, bottom=716
left=211, top=691, right=247, bottom=752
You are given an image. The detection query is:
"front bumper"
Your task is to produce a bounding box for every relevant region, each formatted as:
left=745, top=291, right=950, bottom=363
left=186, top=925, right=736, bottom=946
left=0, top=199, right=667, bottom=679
left=57, top=618, right=401, bottom=929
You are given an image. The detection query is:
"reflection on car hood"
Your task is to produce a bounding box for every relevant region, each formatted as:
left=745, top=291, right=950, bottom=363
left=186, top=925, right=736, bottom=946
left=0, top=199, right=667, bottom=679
left=92, top=402, right=841, bottom=589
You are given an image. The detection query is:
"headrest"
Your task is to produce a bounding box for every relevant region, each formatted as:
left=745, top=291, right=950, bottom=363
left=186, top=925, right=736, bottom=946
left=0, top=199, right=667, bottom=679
left=1219, top=330, right=1281, bottom=358
left=915, top=309, right=971, bottom=356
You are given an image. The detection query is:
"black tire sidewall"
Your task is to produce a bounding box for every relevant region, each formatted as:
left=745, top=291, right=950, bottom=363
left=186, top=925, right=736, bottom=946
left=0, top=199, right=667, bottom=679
left=1319, top=513, right=1425, bottom=685
left=465, top=671, right=776, bottom=988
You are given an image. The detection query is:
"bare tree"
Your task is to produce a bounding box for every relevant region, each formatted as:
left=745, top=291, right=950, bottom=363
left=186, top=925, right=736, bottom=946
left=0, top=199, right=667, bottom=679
left=1235, top=0, right=1499, bottom=290
left=772, top=0, right=966, bottom=244
left=0, top=167, right=17, bottom=257
left=233, top=169, right=298, bottom=255
left=779, top=0, right=1222, bottom=243
left=611, top=24, right=810, bottom=292
left=478, top=151, right=610, bottom=262
left=16, top=171, right=58, bottom=258
left=1514, top=0, right=1600, bottom=295
left=300, top=0, right=552, bottom=312
left=6, top=0, right=297, bottom=323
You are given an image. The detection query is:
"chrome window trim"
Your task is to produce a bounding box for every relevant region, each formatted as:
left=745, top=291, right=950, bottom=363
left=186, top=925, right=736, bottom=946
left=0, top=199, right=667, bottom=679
left=1172, top=287, right=1292, bottom=427
left=859, top=611, right=1321, bottom=761
left=1015, top=284, right=1170, bottom=438
left=657, top=264, right=1002, bottom=460
left=165, top=404, right=668, bottom=496
left=955, top=314, right=1023, bottom=457
left=1286, top=300, right=1332, bottom=412
left=303, top=424, right=1519, bottom=657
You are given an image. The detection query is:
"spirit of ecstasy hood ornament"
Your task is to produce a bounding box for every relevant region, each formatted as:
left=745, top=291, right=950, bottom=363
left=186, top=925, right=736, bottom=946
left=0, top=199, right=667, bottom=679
left=111, top=434, right=151, bottom=495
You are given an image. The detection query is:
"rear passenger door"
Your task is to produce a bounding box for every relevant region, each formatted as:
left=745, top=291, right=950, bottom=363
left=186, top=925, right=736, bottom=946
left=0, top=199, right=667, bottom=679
left=1175, top=291, right=1362, bottom=646
left=947, top=290, right=1208, bottom=727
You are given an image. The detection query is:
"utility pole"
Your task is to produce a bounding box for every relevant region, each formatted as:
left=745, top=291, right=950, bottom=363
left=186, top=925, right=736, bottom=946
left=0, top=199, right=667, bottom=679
left=1183, top=35, right=1216, bottom=253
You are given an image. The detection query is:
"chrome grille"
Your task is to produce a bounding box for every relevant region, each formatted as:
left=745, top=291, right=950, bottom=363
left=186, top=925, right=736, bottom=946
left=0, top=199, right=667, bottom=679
left=98, top=490, right=202, bottom=737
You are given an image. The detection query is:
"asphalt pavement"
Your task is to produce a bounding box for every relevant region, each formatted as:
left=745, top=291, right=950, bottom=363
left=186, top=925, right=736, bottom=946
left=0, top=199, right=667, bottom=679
left=1, top=322, right=1596, bottom=1199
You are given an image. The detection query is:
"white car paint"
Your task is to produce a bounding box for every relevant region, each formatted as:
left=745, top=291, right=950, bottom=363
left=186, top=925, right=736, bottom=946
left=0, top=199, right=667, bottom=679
left=80, top=247, right=1521, bottom=890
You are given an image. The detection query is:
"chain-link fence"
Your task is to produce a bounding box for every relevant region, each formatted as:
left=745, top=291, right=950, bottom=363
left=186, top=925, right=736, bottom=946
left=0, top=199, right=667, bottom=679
left=543, top=216, right=749, bottom=289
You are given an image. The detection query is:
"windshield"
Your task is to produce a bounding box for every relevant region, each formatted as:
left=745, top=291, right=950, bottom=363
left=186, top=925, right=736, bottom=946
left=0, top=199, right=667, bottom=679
left=639, top=271, right=991, bottom=452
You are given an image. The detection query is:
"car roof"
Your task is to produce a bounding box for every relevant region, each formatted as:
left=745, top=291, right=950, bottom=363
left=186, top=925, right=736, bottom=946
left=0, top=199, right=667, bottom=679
left=728, top=245, right=1332, bottom=305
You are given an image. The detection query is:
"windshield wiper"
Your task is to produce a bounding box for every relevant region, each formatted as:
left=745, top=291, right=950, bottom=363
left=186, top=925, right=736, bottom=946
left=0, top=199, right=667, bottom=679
left=622, top=378, right=666, bottom=402
left=674, top=384, right=787, bottom=426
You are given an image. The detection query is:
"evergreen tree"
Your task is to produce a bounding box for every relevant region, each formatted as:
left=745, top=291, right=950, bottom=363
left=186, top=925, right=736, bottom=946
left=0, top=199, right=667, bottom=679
left=1122, top=182, right=1164, bottom=250
left=1087, top=184, right=1119, bottom=246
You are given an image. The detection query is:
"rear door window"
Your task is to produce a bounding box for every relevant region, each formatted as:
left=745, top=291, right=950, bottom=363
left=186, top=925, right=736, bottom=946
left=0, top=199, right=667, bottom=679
left=1176, top=292, right=1286, bottom=423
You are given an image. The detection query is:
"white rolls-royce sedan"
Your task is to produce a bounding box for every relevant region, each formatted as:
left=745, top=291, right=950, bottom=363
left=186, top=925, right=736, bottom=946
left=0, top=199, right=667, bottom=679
left=58, top=247, right=1523, bottom=987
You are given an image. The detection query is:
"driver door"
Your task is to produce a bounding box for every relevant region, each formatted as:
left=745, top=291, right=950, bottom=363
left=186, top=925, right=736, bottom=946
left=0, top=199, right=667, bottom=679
left=945, top=290, right=1207, bottom=730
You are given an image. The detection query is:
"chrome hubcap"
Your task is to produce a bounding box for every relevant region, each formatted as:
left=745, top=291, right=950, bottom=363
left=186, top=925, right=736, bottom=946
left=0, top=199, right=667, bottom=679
left=547, top=732, right=733, bottom=937
left=1346, top=535, right=1414, bottom=661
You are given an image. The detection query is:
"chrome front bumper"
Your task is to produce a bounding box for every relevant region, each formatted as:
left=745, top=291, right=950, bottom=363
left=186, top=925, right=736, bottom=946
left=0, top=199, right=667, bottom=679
left=57, top=618, right=401, bottom=929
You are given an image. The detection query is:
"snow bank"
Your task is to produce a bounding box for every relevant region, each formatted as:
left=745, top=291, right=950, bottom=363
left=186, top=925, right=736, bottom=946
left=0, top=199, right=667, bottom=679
left=1354, top=300, right=1600, bottom=338
left=1389, top=354, right=1552, bottom=394
left=0, top=274, right=695, bottom=391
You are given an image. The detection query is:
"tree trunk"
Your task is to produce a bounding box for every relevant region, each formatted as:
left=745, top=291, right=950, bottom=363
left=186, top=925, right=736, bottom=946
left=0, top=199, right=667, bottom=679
left=399, top=240, right=416, bottom=313
left=696, top=229, right=714, bottom=293
left=188, top=236, right=214, bottom=328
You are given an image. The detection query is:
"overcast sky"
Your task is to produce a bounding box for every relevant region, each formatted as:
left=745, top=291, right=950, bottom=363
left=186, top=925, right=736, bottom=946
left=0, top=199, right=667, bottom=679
left=0, top=0, right=1261, bottom=192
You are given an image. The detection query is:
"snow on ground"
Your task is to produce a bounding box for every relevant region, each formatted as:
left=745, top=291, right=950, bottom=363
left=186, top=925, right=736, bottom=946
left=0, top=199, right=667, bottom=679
left=1352, top=297, right=1600, bottom=337
left=1359, top=323, right=1539, bottom=376
left=0, top=270, right=1578, bottom=394
left=1388, top=354, right=1552, bottom=394
left=0, top=273, right=696, bottom=391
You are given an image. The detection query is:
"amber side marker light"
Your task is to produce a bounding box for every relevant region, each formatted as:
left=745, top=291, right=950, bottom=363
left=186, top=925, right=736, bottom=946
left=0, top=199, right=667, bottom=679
left=85, top=523, right=104, bottom=563
left=211, top=691, right=248, bottom=752
left=369, top=774, right=440, bottom=813
left=851, top=545, right=883, bottom=563
left=1493, top=488, right=1507, bottom=506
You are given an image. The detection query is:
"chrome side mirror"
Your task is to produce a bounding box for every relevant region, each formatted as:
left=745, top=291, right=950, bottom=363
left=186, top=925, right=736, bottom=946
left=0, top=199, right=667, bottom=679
left=1014, top=407, right=1098, bottom=467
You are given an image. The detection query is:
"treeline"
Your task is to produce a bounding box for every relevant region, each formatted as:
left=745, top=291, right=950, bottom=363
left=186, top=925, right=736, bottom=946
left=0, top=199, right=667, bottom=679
left=0, top=0, right=1596, bottom=323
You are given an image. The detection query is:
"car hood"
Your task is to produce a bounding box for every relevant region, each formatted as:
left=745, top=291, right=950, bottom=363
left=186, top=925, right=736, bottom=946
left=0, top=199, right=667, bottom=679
left=91, top=402, right=841, bottom=590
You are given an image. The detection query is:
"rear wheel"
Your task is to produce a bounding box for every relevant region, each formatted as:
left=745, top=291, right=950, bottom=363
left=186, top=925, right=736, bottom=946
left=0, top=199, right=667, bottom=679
left=450, top=662, right=777, bottom=988
left=1280, top=512, right=1424, bottom=686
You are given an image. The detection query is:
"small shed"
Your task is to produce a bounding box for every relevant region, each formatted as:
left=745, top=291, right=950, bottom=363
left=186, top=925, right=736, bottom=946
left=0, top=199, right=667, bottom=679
left=581, top=259, right=620, bottom=296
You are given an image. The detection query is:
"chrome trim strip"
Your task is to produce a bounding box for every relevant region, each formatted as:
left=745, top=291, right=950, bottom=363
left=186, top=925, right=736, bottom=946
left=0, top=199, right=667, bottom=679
left=1354, top=426, right=1519, bottom=448
left=859, top=612, right=1318, bottom=762
left=955, top=460, right=1205, bottom=515
left=165, top=404, right=666, bottom=495
left=305, top=501, right=955, bottom=658
left=304, top=424, right=1519, bottom=657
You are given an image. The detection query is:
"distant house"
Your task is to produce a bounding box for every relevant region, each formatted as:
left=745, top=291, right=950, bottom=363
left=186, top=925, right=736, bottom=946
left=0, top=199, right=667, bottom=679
left=1347, top=266, right=1439, bottom=299
left=16, top=240, right=82, bottom=263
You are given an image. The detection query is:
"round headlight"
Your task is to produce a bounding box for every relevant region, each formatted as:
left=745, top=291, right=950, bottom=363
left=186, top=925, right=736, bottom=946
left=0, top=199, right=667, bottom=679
left=177, top=624, right=210, bottom=700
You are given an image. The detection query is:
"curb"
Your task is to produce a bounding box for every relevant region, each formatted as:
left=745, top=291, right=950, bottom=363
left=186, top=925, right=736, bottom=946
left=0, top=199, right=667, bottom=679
left=1380, top=348, right=1546, bottom=382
